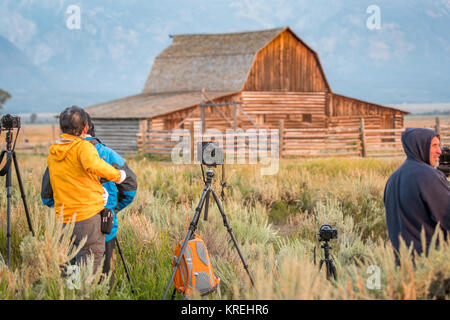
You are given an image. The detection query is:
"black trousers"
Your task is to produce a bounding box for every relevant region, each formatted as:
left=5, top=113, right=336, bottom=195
left=69, top=213, right=105, bottom=274
left=102, top=236, right=116, bottom=275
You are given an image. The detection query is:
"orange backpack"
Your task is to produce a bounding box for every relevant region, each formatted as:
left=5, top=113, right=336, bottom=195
left=172, top=233, right=220, bottom=297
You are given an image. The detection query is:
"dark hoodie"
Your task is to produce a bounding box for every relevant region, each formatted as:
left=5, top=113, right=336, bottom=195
left=384, top=127, right=449, bottom=255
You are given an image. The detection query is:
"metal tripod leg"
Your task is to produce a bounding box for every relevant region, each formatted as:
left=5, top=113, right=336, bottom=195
left=327, top=260, right=337, bottom=280
left=5, top=151, right=12, bottom=267
left=12, top=151, right=34, bottom=236
left=162, top=185, right=210, bottom=299
left=210, top=188, right=255, bottom=287
left=115, top=236, right=135, bottom=294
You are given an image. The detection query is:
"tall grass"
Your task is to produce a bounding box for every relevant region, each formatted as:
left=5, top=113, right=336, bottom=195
left=0, top=153, right=448, bottom=299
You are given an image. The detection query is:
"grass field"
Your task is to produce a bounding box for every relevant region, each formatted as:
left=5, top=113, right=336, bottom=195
left=0, top=152, right=448, bottom=300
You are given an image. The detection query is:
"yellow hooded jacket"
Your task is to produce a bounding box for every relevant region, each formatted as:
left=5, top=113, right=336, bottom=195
left=47, top=133, right=121, bottom=223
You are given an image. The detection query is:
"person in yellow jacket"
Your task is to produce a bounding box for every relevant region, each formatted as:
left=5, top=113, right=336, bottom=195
left=46, top=106, right=126, bottom=273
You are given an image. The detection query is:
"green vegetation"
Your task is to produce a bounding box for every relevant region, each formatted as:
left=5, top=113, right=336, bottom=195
left=0, top=154, right=448, bottom=299
left=0, top=89, right=11, bottom=110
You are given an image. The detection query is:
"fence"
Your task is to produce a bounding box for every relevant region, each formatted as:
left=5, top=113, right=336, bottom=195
left=137, top=118, right=450, bottom=159
left=137, top=121, right=279, bottom=161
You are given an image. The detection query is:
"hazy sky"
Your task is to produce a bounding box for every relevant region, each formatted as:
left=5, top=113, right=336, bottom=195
left=0, top=0, right=449, bottom=113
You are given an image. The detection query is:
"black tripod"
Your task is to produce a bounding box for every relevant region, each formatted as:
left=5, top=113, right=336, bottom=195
left=162, top=166, right=255, bottom=299
left=0, top=128, right=35, bottom=267
left=318, top=240, right=337, bottom=281
left=114, top=236, right=135, bottom=294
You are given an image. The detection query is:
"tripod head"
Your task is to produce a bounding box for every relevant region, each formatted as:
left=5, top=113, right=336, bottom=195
left=0, top=114, right=21, bottom=152
left=205, top=168, right=215, bottom=183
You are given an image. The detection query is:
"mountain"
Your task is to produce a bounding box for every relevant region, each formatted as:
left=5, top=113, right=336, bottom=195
left=0, top=0, right=449, bottom=114
left=0, top=35, right=51, bottom=90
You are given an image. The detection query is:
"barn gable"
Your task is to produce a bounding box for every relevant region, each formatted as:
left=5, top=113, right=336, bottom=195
left=244, top=28, right=330, bottom=92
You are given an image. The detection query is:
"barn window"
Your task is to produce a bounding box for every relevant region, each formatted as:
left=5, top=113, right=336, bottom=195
left=302, top=114, right=312, bottom=123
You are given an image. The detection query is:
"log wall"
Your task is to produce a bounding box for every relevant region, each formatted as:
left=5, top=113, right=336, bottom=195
left=240, top=91, right=327, bottom=129
left=92, top=118, right=141, bottom=155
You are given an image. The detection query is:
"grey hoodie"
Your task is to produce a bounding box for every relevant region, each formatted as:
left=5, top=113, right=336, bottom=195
left=384, top=127, right=449, bottom=255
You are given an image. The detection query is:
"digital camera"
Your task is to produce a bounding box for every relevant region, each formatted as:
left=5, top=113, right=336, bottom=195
left=0, top=114, right=21, bottom=130
left=197, top=141, right=224, bottom=167
left=438, top=146, right=450, bottom=177
left=318, top=224, right=338, bottom=242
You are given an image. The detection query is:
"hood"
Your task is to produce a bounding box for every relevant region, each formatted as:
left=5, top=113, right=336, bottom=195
left=49, top=134, right=83, bottom=161
left=401, top=127, right=439, bottom=164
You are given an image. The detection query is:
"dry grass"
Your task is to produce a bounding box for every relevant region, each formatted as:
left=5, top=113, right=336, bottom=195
left=404, top=115, right=450, bottom=128
left=0, top=152, right=448, bottom=300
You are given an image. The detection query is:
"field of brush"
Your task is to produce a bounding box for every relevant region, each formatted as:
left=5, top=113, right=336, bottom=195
left=0, top=152, right=448, bottom=300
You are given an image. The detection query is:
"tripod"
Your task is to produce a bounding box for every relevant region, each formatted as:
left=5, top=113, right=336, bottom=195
left=115, top=236, right=135, bottom=294
left=0, top=128, right=35, bottom=267
left=318, top=240, right=337, bottom=281
left=163, top=167, right=255, bottom=299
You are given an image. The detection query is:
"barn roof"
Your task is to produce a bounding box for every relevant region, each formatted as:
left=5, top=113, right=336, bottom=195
left=143, top=27, right=326, bottom=93
left=87, top=26, right=404, bottom=118
left=85, top=91, right=237, bottom=119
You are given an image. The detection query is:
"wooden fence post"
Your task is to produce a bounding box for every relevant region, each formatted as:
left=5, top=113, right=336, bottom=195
left=435, top=117, right=440, bottom=135
left=51, top=124, right=57, bottom=141
left=189, top=121, right=195, bottom=164
left=279, top=120, right=284, bottom=159
left=360, top=118, right=367, bottom=158
left=139, top=120, right=148, bottom=153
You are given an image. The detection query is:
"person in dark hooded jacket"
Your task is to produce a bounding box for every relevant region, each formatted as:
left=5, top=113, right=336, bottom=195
left=384, top=127, right=449, bottom=257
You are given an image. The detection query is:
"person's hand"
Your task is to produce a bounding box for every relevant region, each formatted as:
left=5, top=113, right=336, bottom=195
left=116, top=170, right=126, bottom=184
left=102, top=187, right=108, bottom=206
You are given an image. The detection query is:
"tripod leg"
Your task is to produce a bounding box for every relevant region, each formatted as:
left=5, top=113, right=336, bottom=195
left=171, top=288, right=177, bottom=300
left=329, top=261, right=337, bottom=280
left=326, top=262, right=331, bottom=280
left=115, top=236, right=135, bottom=294
left=203, top=189, right=210, bottom=221
left=0, top=150, right=11, bottom=176
left=5, top=152, right=12, bottom=267
left=210, top=188, right=255, bottom=287
left=12, top=152, right=34, bottom=236
left=0, top=150, right=6, bottom=166
left=162, top=186, right=210, bottom=299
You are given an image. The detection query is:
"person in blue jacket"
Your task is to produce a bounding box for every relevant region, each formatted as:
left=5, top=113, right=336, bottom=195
left=41, top=114, right=137, bottom=282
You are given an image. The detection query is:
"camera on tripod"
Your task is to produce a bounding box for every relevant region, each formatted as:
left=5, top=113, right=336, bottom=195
left=1, top=114, right=21, bottom=130
left=0, top=113, right=34, bottom=267
left=438, top=146, right=450, bottom=177
left=318, top=224, right=338, bottom=242
left=315, top=224, right=338, bottom=281
left=197, top=141, right=224, bottom=167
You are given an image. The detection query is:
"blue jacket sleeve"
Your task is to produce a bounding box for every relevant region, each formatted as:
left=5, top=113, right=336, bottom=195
left=107, top=148, right=138, bottom=212
left=41, top=167, right=54, bottom=208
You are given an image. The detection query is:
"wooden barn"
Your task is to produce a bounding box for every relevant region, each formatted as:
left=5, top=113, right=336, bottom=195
left=85, top=27, right=408, bottom=155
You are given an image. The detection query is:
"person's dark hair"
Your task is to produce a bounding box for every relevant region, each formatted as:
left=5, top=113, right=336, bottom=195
left=59, top=106, right=88, bottom=137
left=86, top=113, right=96, bottom=137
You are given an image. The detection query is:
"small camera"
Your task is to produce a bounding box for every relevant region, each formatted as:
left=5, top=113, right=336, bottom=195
left=318, top=224, right=338, bottom=242
left=197, top=141, right=224, bottom=167
left=1, top=114, right=21, bottom=130
left=438, top=146, right=450, bottom=177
